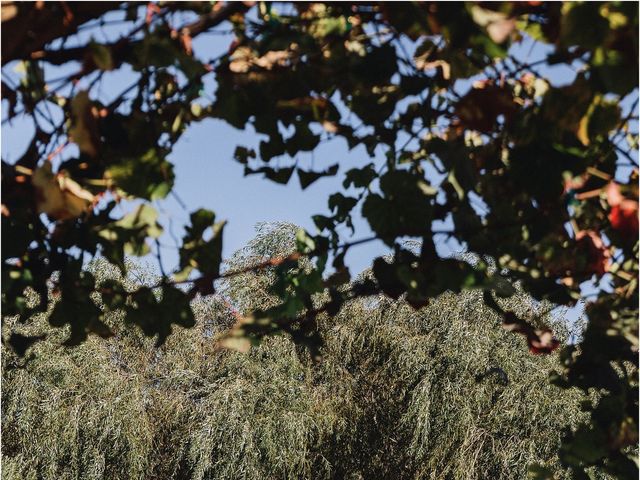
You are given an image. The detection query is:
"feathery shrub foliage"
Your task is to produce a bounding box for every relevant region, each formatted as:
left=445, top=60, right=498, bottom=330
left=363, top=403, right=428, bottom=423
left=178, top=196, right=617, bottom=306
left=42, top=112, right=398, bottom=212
left=2, top=225, right=590, bottom=479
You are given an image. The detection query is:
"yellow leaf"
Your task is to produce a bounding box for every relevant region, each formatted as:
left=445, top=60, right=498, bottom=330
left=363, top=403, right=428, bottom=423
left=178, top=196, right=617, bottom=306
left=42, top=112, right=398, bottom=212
left=217, top=313, right=264, bottom=353
left=253, top=50, right=290, bottom=70
left=32, top=163, right=94, bottom=221
left=471, top=6, right=516, bottom=44
left=416, top=59, right=450, bottom=80
left=229, top=46, right=253, bottom=73
left=69, top=91, right=99, bottom=156
left=322, top=120, right=338, bottom=133
left=577, top=115, right=590, bottom=146
left=218, top=335, right=251, bottom=353
left=1, top=2, right=17, bottom=22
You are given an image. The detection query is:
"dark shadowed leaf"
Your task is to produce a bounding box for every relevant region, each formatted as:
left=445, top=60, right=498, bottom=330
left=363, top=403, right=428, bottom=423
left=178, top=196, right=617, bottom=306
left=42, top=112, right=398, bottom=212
left=297, top=164, right=338, bottom=189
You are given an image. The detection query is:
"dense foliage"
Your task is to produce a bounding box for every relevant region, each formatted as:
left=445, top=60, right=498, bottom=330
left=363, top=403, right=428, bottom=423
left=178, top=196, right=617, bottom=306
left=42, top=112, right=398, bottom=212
left=3, top=226, right=587, bottom=480
left=1, top=2, right=638, bottom=477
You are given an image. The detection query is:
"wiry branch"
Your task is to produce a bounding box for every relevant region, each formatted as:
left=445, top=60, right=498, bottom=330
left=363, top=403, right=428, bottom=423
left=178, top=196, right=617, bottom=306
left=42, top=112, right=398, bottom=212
left=179, top=1, right=252, bottom=38
left=1, top=2, right=118, bottom=65
left=145, top=235, right=379, bottom=292
left=11, top=2, right=250, bottom=68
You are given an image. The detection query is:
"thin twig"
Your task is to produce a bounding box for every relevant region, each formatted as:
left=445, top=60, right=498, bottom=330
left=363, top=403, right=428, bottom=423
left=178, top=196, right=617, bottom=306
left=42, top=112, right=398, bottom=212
left=170, top=191, right=188, bottom=211
left=613, top=142, right=639, bottom=167
left=155, top=239, right=166, bottom=277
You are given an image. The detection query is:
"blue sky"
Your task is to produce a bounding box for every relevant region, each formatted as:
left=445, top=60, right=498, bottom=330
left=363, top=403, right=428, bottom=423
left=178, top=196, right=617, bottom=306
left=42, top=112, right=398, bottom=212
left=1, top=7, right=637, bottom=320
left=2, top=10, right=394, bottom=273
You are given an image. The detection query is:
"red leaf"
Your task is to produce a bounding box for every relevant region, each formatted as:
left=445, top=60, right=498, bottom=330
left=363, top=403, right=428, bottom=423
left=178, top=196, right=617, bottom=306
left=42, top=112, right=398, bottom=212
left=607, top=182, right=639, bottom=237
left=575, top=230, right=611, bottom=276
left=454, top=85, right=516, bottom=133
left=502, top=312, right=560, bottom=355
left=528, top=329, right=560, bottom=355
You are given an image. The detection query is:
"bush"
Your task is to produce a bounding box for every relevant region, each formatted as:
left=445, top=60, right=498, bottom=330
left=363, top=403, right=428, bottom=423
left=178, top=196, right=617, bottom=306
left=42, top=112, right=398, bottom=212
left=2, top=227, right=587, bottom=480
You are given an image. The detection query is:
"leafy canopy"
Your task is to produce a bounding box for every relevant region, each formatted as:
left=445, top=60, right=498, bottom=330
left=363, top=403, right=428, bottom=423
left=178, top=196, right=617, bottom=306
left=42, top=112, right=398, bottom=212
left=1, top=2, right=638, bottom=478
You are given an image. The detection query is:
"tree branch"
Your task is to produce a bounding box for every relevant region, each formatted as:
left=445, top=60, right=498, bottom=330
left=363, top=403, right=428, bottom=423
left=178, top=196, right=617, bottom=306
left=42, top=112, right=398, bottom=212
left=179, top=2, right=251, bottom=38
left=1, top=2, right=119, bottom=65
left=13, top=2, right=251, bottom=81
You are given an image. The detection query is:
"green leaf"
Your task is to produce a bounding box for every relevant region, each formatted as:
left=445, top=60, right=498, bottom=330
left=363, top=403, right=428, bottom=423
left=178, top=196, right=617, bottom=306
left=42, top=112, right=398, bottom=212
left=49, top=267, right=113, bottom=346
left=88, top=41, right=114, bottom=70
left=297, top=164, right=338, bottom=189
left=116, top=204, right=163, bottom=237
left=295, top=228, right=316, bottom=253
left=108, top=149, right=175, bottom=200
left=560, top=2, right=609, bottom=49
left=312, top=214, right=334, bottom=232
left=98, top=204, right=163, bottom=269
left=577, top=94, right=621, bottom=146
left=485, top=275, right=516, bottom=298
left=362, top=170, right=435, bottom=245
left=526, top=465, right=554, bottom=480
left=129, top=33, right=181, bottom=70
left=125, top=284, right=195, bottom=346
left=310, top=15, right=348, bottom=38
left=6, top=333, right=46, bottom=357
left=259, top=135, right=287, bottom=161
left=1, top=257, right=47, bottom=319
left=245, top=165, right=295, bottom=185
left=68, top=90, right=98, bottom=157
left=233, top=146, right=256, bottom=164
left=541, top=75, right=594, bottom=138
left=343, top=164, right=377, bottom=189
left=286, top=122, right=320, bottom=155
left=516, top=18, right=548, bottom=43
left=372, top=257, right=406, bottom=300
left=591, top=47, right=638, bottom=95
left=560, top=424, right=608, bottom=465
left=2, top=213, right=38, bottom=261
left=328, top=193, right=358, bottom=222
left=175, top=209, right=225, bottom=293
left=99, top=279, right=128, bottom=310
